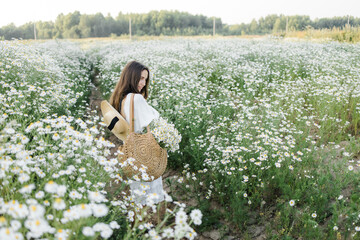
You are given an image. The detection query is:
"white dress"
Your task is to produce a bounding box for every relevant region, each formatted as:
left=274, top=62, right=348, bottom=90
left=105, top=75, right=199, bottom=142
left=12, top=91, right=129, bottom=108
left=122, top=93, right=165, bottom=205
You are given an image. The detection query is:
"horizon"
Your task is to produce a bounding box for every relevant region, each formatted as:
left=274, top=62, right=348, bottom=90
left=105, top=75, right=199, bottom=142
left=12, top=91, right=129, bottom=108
left=1, top=0, right=360, bottom=28
left=0, top=10, right=358, bottom=28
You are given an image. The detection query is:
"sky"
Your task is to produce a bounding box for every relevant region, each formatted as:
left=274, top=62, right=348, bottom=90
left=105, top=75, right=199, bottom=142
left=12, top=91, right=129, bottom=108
left=1, top=0, right=360, bottom=27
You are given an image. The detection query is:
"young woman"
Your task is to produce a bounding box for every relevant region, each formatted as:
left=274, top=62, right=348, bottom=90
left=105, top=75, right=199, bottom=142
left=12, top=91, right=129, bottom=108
left=109, top=60, right=165, bottom=205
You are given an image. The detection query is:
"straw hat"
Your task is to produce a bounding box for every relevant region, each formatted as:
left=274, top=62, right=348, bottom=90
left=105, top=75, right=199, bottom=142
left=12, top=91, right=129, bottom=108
left=101, top=100, right=129, bottom=142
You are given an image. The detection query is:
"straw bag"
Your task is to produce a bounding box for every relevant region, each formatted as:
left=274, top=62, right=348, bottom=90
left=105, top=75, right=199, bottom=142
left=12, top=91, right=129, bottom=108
left=118, top=93, right=168, bottom=181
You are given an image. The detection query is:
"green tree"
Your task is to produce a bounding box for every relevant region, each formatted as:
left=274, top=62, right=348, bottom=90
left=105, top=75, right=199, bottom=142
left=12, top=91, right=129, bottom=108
left=37, top=21, right=55, bottom=39
left=259, top=14, right=278, bottom=33
left=78, top=15, right=92, bottom=38
left=19, top=22, right=34, bottom=39
left=54, top=13, right=65, bottom=38
left=1, top=23, right=22, bottom=40
left=92, top=13, right=106, bottom=37
left=273, top=16, right=287, bottom=33
left=116, top=12, right=130, bottom=35
left=249, top=19, right=258, bottom=34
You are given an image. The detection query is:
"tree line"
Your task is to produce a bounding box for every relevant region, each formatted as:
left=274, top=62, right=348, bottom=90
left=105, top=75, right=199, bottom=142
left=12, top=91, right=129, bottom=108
left=0, top=10, right=359, bottom=40
left=227, top=15, right=360, bottom=35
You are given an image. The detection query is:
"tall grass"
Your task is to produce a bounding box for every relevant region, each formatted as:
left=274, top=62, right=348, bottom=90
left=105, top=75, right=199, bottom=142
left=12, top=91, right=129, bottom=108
left=277, top=26, right=360, bottom=43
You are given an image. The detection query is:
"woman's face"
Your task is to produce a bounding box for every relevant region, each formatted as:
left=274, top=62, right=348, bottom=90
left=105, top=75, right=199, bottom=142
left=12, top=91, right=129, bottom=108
left=138, top=69, right=148, bottom=92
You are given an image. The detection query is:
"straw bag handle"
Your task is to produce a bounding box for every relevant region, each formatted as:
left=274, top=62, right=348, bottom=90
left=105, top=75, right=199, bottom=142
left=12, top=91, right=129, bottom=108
left=129, top=93, right=151, bottom=133
left=130, top=93, right=135, bottom=133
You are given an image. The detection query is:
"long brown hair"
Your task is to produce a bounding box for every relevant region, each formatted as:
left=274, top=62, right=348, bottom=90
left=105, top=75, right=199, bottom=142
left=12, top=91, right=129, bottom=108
left=109, top=61, right=150, bottom=112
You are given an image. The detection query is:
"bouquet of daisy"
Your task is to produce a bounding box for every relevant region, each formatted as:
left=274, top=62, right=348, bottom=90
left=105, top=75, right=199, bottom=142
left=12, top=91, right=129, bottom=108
left=148, top=117, right=181, bottom=153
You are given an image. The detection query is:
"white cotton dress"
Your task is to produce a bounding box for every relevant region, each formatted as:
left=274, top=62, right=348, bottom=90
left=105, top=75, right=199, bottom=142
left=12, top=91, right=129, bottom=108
left=122, top=93, right=165, bottom=205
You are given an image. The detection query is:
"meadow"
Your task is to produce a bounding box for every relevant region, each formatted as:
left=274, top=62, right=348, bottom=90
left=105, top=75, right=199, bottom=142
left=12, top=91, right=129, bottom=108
left=1, top=37, right=360, bottom=239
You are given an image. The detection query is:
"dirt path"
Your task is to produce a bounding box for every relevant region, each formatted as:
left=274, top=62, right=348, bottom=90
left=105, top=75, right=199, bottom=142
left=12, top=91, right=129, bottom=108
left=88, top=73, right=123, bottom=155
